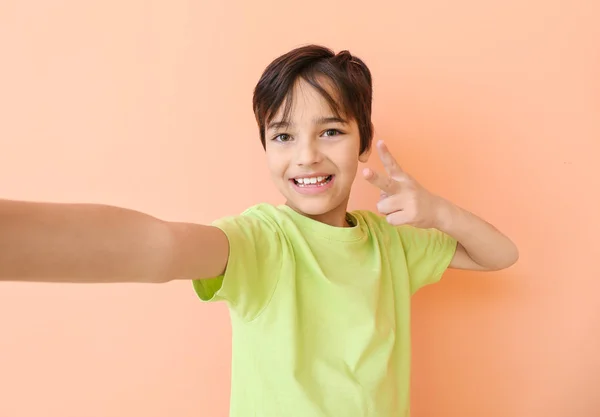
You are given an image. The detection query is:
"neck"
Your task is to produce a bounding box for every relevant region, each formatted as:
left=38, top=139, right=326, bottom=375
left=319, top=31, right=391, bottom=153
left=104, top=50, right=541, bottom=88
left=285, top=199, right=351, bottom=228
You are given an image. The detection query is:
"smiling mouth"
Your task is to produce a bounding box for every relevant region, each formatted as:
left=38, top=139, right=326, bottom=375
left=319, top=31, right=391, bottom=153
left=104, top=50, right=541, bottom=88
left=291, top=175, right=333, bottom=187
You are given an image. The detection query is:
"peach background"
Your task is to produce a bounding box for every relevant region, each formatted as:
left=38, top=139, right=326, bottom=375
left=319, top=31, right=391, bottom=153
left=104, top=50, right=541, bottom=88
left=0, top=1, right=598, bottom=416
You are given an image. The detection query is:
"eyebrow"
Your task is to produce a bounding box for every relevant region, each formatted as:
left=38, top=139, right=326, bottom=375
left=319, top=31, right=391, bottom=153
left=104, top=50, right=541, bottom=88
left=267, top=120, right=291, bottom=131
left=267, top=116, right=348, bottom=132
left=315, top=116, right=348, bottom=125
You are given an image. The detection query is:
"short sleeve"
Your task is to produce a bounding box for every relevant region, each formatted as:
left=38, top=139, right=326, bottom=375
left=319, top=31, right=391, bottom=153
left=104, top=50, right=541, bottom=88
left=192, top=208, right=281, bottom=321
left=396, top=226, right=457, bottom=295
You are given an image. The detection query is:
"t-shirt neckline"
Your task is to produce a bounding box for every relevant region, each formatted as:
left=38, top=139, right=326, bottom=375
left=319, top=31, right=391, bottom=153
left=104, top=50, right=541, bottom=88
left=278, top=205, right=366, bottom=242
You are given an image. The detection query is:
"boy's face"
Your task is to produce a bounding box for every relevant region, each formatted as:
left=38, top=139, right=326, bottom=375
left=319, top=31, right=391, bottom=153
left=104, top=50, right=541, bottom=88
left=265, top=78, right=370, bottom=224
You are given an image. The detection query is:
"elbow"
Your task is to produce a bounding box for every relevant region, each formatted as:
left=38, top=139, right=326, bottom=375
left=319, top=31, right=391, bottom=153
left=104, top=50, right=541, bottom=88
left=510, top=246, right=520, bottom=267
left=505, top=241, right=520, bottom=268
left=491, top=242, right=520, bottom=271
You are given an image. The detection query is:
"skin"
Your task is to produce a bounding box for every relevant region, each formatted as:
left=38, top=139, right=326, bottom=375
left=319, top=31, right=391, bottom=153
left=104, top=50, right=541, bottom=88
left=265, top=78, right=519, bottom=271
left=265, top=79, right=370, bottom=228
left=365, top=141, right=519, bottom=271
left=0, top=76, right=518, bottom=284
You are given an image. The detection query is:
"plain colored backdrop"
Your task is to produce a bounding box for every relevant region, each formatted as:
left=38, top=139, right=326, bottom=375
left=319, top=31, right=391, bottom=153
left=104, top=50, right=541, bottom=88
left=1, top=1, right=598, bottom=416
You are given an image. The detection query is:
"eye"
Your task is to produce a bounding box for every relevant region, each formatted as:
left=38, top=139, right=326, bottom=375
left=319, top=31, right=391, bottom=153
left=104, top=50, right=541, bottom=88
left=273, top=133, right=292, bottom=142
left=323, top=129, right=343, bottom=137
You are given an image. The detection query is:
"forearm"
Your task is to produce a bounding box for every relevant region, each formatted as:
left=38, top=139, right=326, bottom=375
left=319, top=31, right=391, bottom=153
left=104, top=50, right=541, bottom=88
left=0, top=199, right=173, bottom=283
left=435, top=198, right=519, bottom=270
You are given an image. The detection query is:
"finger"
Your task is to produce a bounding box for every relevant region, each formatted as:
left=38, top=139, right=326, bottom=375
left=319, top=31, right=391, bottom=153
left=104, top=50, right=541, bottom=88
left=362, top=168, right=398, bottom=195
left=385, top=210, right=411, bottom=226
left=376, top=140, right=405, bottom=179
left=376, top=194, right=405, bottom=215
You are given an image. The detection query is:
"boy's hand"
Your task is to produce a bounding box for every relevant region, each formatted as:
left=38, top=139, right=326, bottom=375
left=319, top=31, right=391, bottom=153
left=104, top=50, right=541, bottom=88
left=363, top=140, right=519, bottom=271
left=363, top=140, right=448, bottom=230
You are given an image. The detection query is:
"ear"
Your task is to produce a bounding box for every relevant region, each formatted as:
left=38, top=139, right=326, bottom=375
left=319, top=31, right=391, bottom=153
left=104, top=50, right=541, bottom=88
left=358, top=145, right=372, bottom=163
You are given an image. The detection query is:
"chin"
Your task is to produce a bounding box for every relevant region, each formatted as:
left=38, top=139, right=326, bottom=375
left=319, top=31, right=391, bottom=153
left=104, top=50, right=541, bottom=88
left=277, top=178, right=350, bottom=217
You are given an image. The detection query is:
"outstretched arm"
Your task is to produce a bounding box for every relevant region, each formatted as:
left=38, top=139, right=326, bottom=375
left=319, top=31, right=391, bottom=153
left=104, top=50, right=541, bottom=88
left=0, top=199, right=229, bottom=283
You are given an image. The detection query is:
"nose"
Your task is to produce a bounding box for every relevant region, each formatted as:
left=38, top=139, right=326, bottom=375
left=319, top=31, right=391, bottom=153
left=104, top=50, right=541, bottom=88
left=294, top=138, right=323, bottom=167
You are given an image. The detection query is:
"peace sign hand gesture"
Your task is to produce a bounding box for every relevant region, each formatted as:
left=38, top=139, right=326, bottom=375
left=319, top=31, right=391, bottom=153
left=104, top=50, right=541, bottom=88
left=363, top=140, right=446, bottom=230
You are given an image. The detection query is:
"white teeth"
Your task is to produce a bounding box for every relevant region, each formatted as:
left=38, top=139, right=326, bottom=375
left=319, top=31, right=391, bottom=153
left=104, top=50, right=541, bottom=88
left=294, top=175, right=332, bottom=187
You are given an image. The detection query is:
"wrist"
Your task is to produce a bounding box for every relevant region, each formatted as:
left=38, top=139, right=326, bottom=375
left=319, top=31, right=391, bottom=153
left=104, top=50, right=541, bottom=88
left=432, top=196, right=458, bottom=232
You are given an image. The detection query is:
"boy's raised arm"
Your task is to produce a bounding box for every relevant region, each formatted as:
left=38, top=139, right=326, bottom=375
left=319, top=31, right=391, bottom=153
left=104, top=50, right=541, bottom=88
left=0, top=199, right=229, bottom=284
left=364, top=140, right=519, bottom=271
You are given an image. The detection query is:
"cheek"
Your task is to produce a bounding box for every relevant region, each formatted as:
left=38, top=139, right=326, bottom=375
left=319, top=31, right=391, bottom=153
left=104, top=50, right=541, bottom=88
left=265, top=150, right=287, bottom=178
left=335, top=151, right=360, bottom=176
left=335, top=137, right=362, bottom=173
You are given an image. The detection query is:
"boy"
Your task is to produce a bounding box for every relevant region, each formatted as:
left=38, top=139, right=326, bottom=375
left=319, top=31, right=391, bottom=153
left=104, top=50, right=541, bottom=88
left=0, top=45, right=518, bottom=416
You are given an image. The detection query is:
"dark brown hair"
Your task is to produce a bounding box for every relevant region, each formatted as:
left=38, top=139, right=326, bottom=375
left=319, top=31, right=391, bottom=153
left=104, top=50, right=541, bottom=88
left=252, top=44, right=374, bottom=155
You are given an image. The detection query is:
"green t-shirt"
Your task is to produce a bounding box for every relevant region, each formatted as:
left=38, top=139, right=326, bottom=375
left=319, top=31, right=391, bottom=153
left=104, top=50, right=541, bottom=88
left=193, top=203, right=457, bottom=417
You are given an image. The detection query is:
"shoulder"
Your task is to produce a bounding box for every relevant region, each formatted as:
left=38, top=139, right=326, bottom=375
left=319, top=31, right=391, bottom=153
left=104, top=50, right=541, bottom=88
left=211, top=203, right=287, bottom=235
left=350, top=209, right=393, bottom=233
left=241, top=202, right=287, bottom=220
left=350, top=209, right=451, bottom=247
